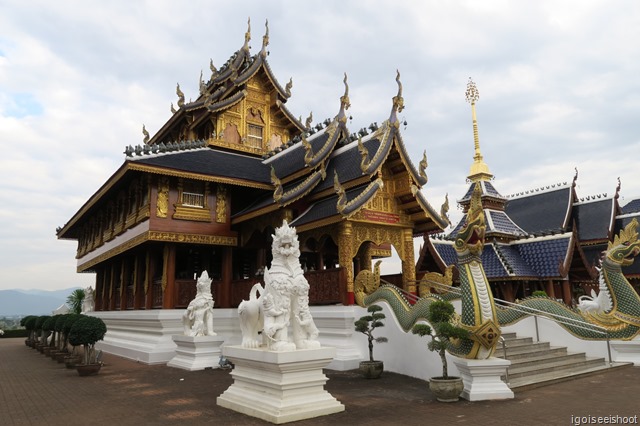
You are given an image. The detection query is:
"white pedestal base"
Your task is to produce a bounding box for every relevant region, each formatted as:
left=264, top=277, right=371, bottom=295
left=217, top=345, right=345, bottom=424
left=451, top=357, right=514, bottom=401
left=612, top=340, right=640, bottom=366
left=167, top=335, right=225, bottom=371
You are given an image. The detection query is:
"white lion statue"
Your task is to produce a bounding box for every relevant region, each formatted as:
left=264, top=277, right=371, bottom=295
left=182, top=271, right=217, bottom=336
left=238, top=220, right=320, bottom=352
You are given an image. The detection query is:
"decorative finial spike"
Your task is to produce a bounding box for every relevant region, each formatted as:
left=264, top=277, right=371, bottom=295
left=339, top=72, right=351, bottom=113
left=176, top=83, right=185, bottom=107
left=244, top=17, right=251, bottom=49
left=465, top=77, right=479, bottom=104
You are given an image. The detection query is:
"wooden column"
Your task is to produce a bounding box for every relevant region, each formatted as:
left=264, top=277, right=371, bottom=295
left=545, top=279, right=555, bottom=299
left=162, top=243, right=176, bottom=309
left=338, top=221, right=354, bottom=305
left=219, top=246, right=233, bottom=308
left=144, top=252, right=152, bottom=310
left=561, top=281, right=572, bottom=306
left=402, top=228, right=417, bottom=295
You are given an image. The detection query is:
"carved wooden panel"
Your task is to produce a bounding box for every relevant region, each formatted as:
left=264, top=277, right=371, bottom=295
left=152, top=281, right=163, bottom=308
left=175, top=279, right=197, bottom=308
left=308, top=268, right=343, bottom=305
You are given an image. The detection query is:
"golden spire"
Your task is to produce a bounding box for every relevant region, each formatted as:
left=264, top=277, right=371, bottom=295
left=465, top=78, right=492, bottom=182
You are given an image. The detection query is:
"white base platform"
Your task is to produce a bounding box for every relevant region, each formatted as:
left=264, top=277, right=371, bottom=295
left=451, top=357, right=514, bottom=401
left=611, top=340, right=640, bottom=366
left=92, top=310, right=183, bottom=364
left=217, top=345, right=345, bottom=424
left=167, top=335, right=225, bottom=371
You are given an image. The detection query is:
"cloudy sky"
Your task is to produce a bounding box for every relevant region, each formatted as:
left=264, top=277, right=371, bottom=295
left=1, top=1, right=639, bottom=292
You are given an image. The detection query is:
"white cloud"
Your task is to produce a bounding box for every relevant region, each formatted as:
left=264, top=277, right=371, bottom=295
left=0, top=0, right=639, bottom=291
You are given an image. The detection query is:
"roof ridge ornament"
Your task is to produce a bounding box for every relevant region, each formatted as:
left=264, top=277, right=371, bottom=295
left=262, top=19, right=269, bottom=52
left=142, top=124, right=150, bottom=144
left=302, top=134, right=314, bottom=166
left=305, top=111, right=313, bottom=130
left=285, top=78, right=292, bottom=98
left=270, top=165, right=283, bottom=203
left=209, top=59, right=217, bottom=78
left=199, top=70, right=206, bottom=95
left=419, top=150, right=428, bottom=182
left=334, top=171, right=347, bottom=214
left=243, top=17, right=251, bottom=51
left=465, top=77, right=492, bottom=182
left=390, top=70, right=404, bottom=125
left=176, top=83, right=185, bottom=108
left=358, top=135, right=370, bottom=174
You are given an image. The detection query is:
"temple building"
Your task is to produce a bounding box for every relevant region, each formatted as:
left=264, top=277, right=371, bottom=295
left=56, top=21, right=449, bottom=312
left=416, top=79, right=640, bottom=305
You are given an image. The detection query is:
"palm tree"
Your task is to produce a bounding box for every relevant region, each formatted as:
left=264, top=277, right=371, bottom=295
left=66, top=288, right=85, bottom=314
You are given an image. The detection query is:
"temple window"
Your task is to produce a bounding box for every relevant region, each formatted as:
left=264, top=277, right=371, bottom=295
left=247, top=124, right=263, bottom=148
left=181, top=180, right=206, bottom=208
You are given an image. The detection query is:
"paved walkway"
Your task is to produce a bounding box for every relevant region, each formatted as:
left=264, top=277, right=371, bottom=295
left=1, top=338, right=639, bottom=425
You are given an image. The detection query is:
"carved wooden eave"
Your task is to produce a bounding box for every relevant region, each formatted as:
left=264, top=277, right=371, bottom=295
left=57, top=164, right=131, bottom=240
left=411, top=185, right=449, bottom=233
left=275, top=99, right=306, bottom=132
left=206, top=90, right=247, bottom=113
left=393, top=130, right=428, bottom=186
left=279, top=170, right=325, bottom=207
left=302, top=120, right=345, bottom=171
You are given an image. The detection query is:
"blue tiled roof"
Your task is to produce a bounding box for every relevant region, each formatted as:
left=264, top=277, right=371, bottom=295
left=515, top=236, right=570, bottom=278
left=505, top=187, right=571, bottom=234
left=480, top=246, right=509, bottom=279
left=483, top=181, right=503, bottom=199
left=622, top=198, right=640, bottom=214
left=432, top=242, right=457, bottom=267
left=488, top=210, right=527, bottom=236
left=494, top=245, right=536, bottom=276
left=574, top=199, right=614, bottom=241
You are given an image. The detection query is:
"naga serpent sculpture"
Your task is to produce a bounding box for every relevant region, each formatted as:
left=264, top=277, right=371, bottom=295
left=357, top=183, right=640, bottom=359
left=496, top=218, right=640, bottom=340
left=356, top=184, right=502, bottom=359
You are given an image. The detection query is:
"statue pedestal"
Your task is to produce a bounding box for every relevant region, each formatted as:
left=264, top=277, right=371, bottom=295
left=451, top=357, right=514, bottom=401
left=217, top=345, right=345, bottom=424
left=611, top=340, right=640, bottom=366
left=167, top=335, right=225, bottom=371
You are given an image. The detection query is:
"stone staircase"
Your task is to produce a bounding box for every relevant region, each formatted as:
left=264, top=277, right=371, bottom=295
left=496, top=332, right=628, bottom=390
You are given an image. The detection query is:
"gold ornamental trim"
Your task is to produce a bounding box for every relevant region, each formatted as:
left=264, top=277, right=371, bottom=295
left=77, top=232, right=149, bottom=272
left=173, top=205, right=212, bottom=222
left=148, top=231, right=237, bottom=246
left=77, top=230, right=237, bottom=272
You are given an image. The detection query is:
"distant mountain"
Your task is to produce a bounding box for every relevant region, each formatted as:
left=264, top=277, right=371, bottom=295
left=0, top=288, right=80, bottom=317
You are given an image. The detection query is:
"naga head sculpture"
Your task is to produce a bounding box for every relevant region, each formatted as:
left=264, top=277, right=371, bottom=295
left=606, top=218, right=640, bottom=266
left=455, top=183, right=486, bottom=257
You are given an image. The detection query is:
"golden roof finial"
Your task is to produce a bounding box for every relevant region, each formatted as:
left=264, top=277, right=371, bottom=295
left=285, top=77, right=292, bottom=97
left=465, top=78, right=492, bottom=182
left=419, top=150, right=428, bottom=181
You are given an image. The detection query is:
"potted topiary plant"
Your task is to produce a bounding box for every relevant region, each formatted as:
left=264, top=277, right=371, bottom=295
left=34, top=315, right=51, bottom=352
left=68, top=315, right=107, bottom=376
left=354, top=304, right=388, bottom=379
left=63, top=314, right=82, bottom=368
left=54, top=314, right=70, bottom=362
left=42, top=315, right=60, bottom=357
left=412, top=300, right=470, bottom=402
left=21, top=315, right=37, bottom=347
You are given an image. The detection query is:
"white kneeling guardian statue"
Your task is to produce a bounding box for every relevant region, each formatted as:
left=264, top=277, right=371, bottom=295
left=81, top=286, right=95, bottom=313
left=183, top=271, right=217, bottom=337
left=238, top=220, right=320, bottom=352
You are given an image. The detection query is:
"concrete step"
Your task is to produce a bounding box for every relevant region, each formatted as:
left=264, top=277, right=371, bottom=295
left=507, top=356, right=606, bottom=379
left=495, top=332, right=633, bottom=391
left=505, top=362, right=632, bottom=391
